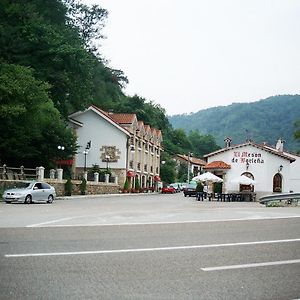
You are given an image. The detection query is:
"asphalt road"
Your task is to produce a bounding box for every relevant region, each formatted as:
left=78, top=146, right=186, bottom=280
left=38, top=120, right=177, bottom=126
left=0, top=193, right=299, bottom=300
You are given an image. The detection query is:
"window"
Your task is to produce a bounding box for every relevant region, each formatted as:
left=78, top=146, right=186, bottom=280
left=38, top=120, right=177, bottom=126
left=273, top=173, right=282, bottom=192
left=41, top=183, right=51, bottom=189
left=240, top=172, right=254, bottom=192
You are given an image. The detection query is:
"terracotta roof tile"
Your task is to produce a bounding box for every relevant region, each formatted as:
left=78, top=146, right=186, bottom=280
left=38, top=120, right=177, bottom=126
left=177, top=154, right=206, bottom=166
left=110, top=113, right=136, bottom=124
left=204, top=160, right=231, bottom=169
left=86, top=105, right=162, bottom=139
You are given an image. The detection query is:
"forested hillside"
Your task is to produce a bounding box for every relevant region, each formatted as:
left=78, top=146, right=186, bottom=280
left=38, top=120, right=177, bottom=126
left=0, top=0, right=220, bottom=176
left=169, top=95, right=300, bottom=151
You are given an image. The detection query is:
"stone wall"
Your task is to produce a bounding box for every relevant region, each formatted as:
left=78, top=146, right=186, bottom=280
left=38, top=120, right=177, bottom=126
left=0, top=179, right=120, bottom=197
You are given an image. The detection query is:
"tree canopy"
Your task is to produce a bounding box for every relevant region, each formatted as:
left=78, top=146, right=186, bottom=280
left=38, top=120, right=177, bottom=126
left=0, top=0, right=220, bottom=179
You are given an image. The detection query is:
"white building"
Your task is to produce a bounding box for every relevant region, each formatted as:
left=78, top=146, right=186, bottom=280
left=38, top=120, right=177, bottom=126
left=68, top=105, right=163, bottom=190
left=203, top=138, right=300, bottom=199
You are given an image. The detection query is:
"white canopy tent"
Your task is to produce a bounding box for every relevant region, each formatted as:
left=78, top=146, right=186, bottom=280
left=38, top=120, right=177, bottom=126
left=230, top=175, right=255, bottom=185
left=192, top=172, right=223, bottom=183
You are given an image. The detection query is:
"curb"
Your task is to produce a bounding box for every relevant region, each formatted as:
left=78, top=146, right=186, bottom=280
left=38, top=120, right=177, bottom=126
left=56, top=192, right=160, bottom=200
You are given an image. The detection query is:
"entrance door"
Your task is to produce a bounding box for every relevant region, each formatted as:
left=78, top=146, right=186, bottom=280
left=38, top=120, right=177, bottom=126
left=273, top=173, right=282, bottom=192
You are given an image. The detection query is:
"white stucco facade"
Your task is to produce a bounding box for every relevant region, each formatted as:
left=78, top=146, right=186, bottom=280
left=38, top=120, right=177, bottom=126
left=72, top=110, right=129, bottom=170
left=68, top=105, right=163, bottom=190
left=204, top=141, right=299, bottom=199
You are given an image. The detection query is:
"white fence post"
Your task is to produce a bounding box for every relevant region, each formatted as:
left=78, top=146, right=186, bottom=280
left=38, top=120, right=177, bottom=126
left=105, top=174, right=109, bottom=183
left=94, top=172, right=99, bottom=183
left=50, top=169, right=55, bottom=179
left=57, top=168, right=63, bottom=181
left=37, top=166, right=45, bottom=181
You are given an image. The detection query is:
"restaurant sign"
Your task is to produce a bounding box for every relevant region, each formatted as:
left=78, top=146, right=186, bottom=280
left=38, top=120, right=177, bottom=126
left=231, top=151, right=264, bottom=164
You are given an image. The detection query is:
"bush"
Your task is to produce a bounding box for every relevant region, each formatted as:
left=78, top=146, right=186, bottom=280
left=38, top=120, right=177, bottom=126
left=80, top=178, right=87, bottom=195
left=64, top=178, right=72, bottom=196
left=135, top=177, right=141, bottom=190
left=123, top=178, right=129, bottom=191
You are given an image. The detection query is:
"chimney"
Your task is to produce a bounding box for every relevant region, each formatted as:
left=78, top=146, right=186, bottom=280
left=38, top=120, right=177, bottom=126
left=224, top=137, right=232, bottom=148
left=275, top=138, right=284, bottom=152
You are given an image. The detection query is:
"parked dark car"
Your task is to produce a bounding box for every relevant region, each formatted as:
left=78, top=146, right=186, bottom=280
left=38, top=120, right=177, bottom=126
left=183, top=182, right=197, bottom=197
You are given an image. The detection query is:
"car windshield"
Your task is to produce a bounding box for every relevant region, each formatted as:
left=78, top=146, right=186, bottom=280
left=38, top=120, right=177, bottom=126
left=187, top=183, right=197, bottom=188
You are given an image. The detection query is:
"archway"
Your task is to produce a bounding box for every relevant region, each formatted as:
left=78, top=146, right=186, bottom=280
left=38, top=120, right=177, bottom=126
left=240, top=172, right=255, bottom=192
left=273, top=173, right=282, bottom=192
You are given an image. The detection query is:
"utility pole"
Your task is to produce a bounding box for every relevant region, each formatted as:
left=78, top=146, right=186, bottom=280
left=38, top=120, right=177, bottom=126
left=187, top=152, right=193, bottom=183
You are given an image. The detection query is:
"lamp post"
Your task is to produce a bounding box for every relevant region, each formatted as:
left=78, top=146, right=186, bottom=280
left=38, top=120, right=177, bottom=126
left=83, top=141, right=91, bottom=172
left=187, top=152, right=193, bottom=183
left=57, top=145, right=65, bottom=180
left=83, top=150, right=88, bottom=172
left=57, top=145, right=65, bottom=168
left=105, top=154, right=110, bottom=172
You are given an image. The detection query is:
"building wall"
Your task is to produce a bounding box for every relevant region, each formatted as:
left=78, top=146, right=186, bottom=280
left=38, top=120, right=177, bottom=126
left=207, top=145, right=293, bottom=196
left=73, top=110, right=128, bottom=170
left=287, top=153, right=300, bottom=193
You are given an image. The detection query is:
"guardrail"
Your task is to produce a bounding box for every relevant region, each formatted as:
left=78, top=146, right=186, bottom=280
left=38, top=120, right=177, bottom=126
left=259, top=192, right=300, bottom=206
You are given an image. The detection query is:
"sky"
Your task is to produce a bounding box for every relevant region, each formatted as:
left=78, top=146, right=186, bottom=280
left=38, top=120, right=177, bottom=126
left=82, top=0, right=300, bottom=116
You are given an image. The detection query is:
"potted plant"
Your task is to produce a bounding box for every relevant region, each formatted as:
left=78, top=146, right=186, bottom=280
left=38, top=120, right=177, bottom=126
left=123, top=178, right=129, bottom=193
left=135, top=177, right=141, bottom=193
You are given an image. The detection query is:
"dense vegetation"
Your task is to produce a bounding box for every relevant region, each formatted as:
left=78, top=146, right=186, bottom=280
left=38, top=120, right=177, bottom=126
left=0, top=0, right=219, bottom=183
left=169, top=95, right=300, bottom=152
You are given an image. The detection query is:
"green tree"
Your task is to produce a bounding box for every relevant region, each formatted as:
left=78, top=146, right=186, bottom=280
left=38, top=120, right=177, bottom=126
left=294, top=120, right=300, bottom=153
left=160, top=153, right=176, bottom=184
left=0, top=63, right=76, bottom=167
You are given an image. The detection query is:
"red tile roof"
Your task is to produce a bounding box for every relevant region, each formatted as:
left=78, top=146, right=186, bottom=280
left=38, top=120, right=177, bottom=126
left=177, top=154, right=206, bottom=166
left=110, top=113, right=136, bottom=124
left=204, top=160, right=231, bottom=169
left=82, top=105, right=162, bottom=138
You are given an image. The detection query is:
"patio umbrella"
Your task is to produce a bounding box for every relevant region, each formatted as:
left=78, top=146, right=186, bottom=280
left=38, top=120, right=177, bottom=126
left=230, top=175, right=255, bottom=185
left=192, top=172, right=223, bottom=183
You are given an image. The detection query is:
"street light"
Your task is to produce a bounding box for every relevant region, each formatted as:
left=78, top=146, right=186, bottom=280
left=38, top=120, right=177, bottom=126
left=83, top=141, right=91, bottom=172
left=105, top=154, right=110, bottom=172
left=57, top=145, right=65, bottom=168
left=83, top=150, right=88, bottom=172
left=187, top=152, right=193, bottom=183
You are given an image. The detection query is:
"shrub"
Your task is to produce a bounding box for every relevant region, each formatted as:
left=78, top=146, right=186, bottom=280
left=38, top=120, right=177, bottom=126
left=64, top=178, right=72, bottom=196
left=135, top=177, right=141, bottom=190
left=80, top=178, right=87, bottom=195
left=123, top=178, right=129, bottom=191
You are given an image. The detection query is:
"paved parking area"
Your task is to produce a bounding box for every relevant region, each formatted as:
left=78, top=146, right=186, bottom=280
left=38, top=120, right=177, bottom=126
left=0, top=192, right=299, bottom=228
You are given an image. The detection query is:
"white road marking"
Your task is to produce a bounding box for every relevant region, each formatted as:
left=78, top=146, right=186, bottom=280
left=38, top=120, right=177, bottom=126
left=27, top=216, right=91, bottom=227
left=201, top=259, right=300, bottom=271
left=26, top=215, right=300, bottom=228
left=5, top=238, right=300, bottom=258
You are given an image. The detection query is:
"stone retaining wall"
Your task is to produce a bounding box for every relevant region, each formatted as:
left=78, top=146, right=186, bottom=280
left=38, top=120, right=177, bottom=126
left=0, top=179, right=120, bottom=197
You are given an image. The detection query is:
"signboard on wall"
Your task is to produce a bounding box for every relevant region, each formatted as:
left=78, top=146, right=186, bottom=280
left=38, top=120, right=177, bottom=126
left=231, top=151, right=265, bottom=164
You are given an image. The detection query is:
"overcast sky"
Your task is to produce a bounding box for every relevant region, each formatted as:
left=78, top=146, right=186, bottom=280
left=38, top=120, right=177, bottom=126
left=83, top=0, right=300, bottom=116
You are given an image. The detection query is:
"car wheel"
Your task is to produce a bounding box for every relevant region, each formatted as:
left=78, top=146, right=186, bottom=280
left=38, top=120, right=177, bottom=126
left=5, top=201, right=11, bottom=204
left=47, top=195, right=54, bottom=203
left=24, top=195, right=32, bottom=204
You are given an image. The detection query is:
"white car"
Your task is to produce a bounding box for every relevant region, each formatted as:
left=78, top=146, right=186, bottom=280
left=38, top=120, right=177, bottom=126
left=3, top=181, right=56, bottom=204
